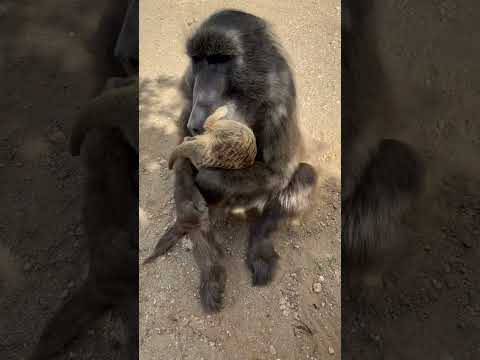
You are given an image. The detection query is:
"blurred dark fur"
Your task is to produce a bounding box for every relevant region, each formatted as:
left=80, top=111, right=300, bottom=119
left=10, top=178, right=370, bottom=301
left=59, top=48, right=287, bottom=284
left=341, top=0, right=424, bottom=294
left=31, top=126, right=138, bottom=360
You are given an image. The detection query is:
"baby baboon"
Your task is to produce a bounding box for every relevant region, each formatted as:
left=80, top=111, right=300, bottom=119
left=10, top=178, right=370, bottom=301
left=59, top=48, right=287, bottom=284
left=69, top=76, right=138, bottom=156
left=168, top=105, right=257, bottom=170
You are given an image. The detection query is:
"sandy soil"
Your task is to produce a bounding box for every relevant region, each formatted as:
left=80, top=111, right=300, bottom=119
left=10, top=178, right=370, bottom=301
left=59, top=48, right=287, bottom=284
left=0, top=1, right=132, bottom=359
left=139, top=1, right=341, bottom=360
left=343, top=1, right=480, bottom=359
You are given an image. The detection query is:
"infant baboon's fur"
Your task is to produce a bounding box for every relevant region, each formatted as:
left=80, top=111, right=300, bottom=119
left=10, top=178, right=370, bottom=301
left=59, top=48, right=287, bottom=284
left=168, top=106, right=257, bottom=170
left=70, top=76, right=138, bottom=156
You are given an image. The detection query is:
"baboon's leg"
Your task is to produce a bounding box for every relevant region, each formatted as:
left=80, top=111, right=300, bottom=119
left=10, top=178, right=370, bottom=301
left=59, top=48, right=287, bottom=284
left=191, top=209, right=225, bottom=313
left=246, top=201, right=288, bottom=286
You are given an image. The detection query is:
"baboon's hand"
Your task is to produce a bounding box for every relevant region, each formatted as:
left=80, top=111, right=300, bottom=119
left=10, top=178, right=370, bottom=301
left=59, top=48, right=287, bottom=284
left=195, top=168, right=226, bottom=205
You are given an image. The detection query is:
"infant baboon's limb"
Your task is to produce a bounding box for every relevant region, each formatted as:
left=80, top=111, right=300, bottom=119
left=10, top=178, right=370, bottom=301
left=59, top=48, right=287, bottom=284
left=168, top=140, right=206, bottom=170
left=70, top=79, right=138, bottom=156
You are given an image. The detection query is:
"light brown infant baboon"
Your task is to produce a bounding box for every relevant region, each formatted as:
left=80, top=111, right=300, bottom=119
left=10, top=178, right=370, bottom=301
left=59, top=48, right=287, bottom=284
left=168, top=105, right=257, bottom=170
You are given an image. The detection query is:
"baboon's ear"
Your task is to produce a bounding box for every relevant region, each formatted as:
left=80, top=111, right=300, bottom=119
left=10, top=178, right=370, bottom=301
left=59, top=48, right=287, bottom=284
left=205, top=105, right=229, bottom=127
left=213, top=105, right=229, bottom=119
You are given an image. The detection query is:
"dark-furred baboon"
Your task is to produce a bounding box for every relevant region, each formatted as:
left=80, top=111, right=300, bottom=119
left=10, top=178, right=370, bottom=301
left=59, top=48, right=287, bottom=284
left=151, top=9, right=317, bottom=312
left=30, top=81, right=138, bottom=360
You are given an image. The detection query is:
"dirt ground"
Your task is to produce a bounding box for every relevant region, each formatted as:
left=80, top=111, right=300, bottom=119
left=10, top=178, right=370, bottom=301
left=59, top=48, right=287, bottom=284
left=139, top=1, right=341, bottom=360
left=0, top=1, right=132, bottom=359
left=343, top=1, right=480, bottom=359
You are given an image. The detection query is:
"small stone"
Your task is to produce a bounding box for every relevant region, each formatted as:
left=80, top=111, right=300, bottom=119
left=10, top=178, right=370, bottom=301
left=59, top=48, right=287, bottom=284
left=209, top=341, right=215, bottom=347
left=61, top=289, right=69, bottom=298
left=424, top=245, right=432, bottom=252
left=48, top=130, right=66, bottom=144
left=462, top=238, right=473, bottom=248
left=67, top=281, right=75, bottom=288
left=75, top=226, right=84, bottom=236
left=312, top=283, right=322, bottom=293
left=432, top=279, right=443, bottom=289
left=328, top=346, right=335, bottom=355
left=270, top=345, right=277, bottom=355
left=319, top=275, right=325, bottom=282
left=182, top=237, right=193, bottom=251
left=23, top=262, right=32, bottom=271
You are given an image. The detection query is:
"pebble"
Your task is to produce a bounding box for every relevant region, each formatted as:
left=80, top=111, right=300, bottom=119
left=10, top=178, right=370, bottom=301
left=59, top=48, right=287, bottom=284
left=182, top=237, right=193, bottom=251
left=318, top=275, right=325, bottom=282
left=462, top=238, right=473, bottom=248
left=23, top=262, right=32, bottom=271
left=48, top=130, right=66, bottom=144
left=328, top=346, right=335, bottom=355
left=61, top=289, right=69, bottom=298
left=312, top=283, right=322, bottom=293
left=432, top=279, right=443, bottom=289
left=270, top=345, right=277, bottom=355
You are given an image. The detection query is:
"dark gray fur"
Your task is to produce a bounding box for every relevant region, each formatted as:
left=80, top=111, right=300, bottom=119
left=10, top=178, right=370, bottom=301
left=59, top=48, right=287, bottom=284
left=341, top=0, right=424, bottom=292
left=31, top=128, right=138, bottom=359
left=149, top=9, right=317, bottom=312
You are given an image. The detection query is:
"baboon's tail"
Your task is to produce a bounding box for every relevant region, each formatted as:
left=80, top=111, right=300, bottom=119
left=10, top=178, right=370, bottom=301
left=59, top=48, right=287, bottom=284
left=342, top=139, right=424, bottom=264
left=29, top=279, right=111, bottom=360
left=277, top=162, right=318, bottom=215
left=143, top=224, right=185, bottom=264
left=70, top=82, right=138, bottom=156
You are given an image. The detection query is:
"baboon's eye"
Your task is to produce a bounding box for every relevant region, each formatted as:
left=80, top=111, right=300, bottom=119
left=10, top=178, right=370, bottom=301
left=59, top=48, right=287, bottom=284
left=206, top=54, right=233, bottom=64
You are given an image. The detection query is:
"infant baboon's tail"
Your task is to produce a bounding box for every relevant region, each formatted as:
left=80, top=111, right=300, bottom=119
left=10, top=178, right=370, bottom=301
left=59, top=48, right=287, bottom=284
left=30, top=279, right=111, bottom=360
left=277, top=162, right=318, bottom=215
left=143, top=224, right=186, bottom=264
left=70, top=81, right=138, bottom=156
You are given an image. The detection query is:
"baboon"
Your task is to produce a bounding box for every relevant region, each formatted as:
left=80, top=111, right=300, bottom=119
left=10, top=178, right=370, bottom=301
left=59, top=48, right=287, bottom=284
left=168, top=105, right=257, bottom=170
left=30, top=80, right=139, bottom=360
left=150, top=9, right=317, bottom=312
